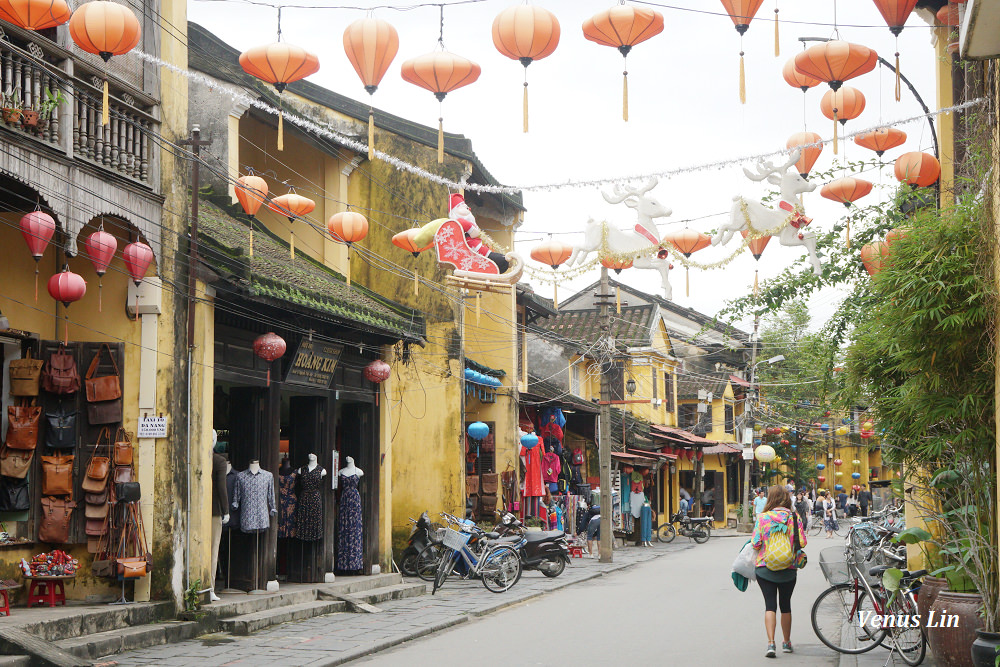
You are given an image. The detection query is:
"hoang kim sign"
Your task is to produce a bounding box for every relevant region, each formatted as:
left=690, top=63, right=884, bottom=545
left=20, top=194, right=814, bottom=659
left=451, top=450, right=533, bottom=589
left=284, top=339, right=343, bottom=388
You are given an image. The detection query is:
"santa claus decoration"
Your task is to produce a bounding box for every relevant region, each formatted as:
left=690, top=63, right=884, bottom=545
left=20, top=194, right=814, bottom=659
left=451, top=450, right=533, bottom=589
left=447, top=193, right=509, bottom=273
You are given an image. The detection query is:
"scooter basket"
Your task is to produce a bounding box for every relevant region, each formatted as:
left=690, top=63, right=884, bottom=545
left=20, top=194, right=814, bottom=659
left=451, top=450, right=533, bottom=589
left=442, top=528, right=471, bottom=550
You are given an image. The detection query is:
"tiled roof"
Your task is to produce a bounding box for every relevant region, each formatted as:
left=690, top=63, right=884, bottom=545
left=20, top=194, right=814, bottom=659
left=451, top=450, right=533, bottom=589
left=539, top=305, right=656, bottom=348
left=522, top=374, right=598, bottom=414
left=198, top=197, right=425, bottom=342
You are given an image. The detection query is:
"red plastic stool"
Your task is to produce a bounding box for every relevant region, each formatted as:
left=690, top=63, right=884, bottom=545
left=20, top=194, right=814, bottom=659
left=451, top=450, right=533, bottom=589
left=25, top=577, right=69, bottom=608
left=568, top=546, right=584, bottom=559
left=0, top=580, right=18, bottom=616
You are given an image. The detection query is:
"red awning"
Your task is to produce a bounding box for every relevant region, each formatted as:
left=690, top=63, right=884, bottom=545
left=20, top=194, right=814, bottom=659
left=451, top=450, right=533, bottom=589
left=729, top=374, right=750, bottom=388
left=611, top=451, right=660, bottom=468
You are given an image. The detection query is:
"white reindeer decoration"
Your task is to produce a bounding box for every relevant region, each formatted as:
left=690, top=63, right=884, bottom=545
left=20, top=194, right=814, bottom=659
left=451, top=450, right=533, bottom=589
left=569, top=178, right=676, bottom=300
left=712, top=150, right=822, bottom=274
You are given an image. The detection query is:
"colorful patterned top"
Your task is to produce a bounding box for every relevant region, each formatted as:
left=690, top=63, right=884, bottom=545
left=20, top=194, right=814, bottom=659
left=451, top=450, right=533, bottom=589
left=750, top=507, right=808, bottom=568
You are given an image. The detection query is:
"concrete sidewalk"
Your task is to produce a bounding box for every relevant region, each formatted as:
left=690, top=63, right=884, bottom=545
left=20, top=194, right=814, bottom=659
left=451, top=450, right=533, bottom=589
left=108, top=541, right=694, bottom=667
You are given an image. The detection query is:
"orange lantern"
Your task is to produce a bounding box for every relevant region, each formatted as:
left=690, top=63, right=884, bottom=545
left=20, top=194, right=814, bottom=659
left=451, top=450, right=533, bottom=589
left=582, top=5, right=663, bottom=121
left=718, top=0, right=766, bottom=103
left=240, top=42, right=320, bottom=151
left=492, top=4, right=560, bottom=133
left=328, top=211, right=369, bottom=245
left=667, top=229, right=711, bottom=297
left=600, top=257, right=633, bottom=273
left=69, top=1, right=141, bottom=127
left=871, top=0, right=918, bottom=100
left=794, top=41, right=877, bottom=92
left=885, top=228, right=908, bottom=246
left=270, top=191, right=316, bottom=260
left=236, top=173, right=268, bottom=257
left=0, top=0, right=70, bottom=29
left=740, top=230, right=771, bottom=296
left=401, top=47, right=480, bottom=163
left=936, top=3, right=960, bottom=27
left=392, top=228, right=432, bottom=258
left=860, top=241, right=890, bottom=277
left=343, top=16, right=399, bottom=160
left=821, top=177, right=873, bottom=248
left=854, top=127, right=907, bottom=157
left=531, top=239, right=572, bottom=308
left=820, top=86, right=866, bottom=154
left=786, top=132, right=823, bottom=178
left=782, top=56, right=820, bottom=92
left=894, top=152, right=940, bottom=187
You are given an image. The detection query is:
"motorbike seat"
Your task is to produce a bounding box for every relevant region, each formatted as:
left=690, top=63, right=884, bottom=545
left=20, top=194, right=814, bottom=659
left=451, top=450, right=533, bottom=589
left=484, top=532, right=500, bottom=540
left=689, top=517, right=713, bottom=524
left=524, top=530, right=565, bottom=543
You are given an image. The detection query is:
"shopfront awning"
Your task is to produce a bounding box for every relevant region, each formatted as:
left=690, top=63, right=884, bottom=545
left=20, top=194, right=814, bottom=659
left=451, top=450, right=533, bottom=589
left=628, top=448, right=676, bottom=461
left=649, top=424, right=721, bottom=447
left=611, top=451, right=661, bottom=468
left=521, top=373, right=599, bottom=414
left=702, top=442, right=742, bottom=455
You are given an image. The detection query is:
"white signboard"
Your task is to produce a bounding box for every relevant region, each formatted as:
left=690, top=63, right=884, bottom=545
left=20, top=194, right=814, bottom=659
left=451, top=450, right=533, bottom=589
left=742, top=447, right=755, bottom=461
left=138, top=415, right=168, bottom=439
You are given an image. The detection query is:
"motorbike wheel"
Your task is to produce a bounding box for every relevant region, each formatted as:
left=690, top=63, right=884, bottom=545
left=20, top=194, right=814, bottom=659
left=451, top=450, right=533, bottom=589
left=692, top=525, right=710, bottom=544
left=541, top=556, right=566, bottom=578
left=657, top=523, right=676, bottom=543
left=400, top=547, right=419, bottom=577
left=415, top=544, right=442, bottom=582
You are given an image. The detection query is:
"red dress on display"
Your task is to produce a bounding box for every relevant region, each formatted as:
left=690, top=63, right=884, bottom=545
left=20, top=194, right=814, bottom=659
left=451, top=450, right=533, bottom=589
left=521, top=445, right=545, bottom=497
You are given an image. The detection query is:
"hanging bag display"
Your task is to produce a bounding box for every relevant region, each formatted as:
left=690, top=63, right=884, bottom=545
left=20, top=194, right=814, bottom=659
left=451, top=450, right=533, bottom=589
left=38, top=497, right=75, bottom=543
left=85, top=344, right=122, bottom=425
left=41, top=454, right=74, bottom=496
left=0, top=445, right=34, bottom=479
left=113, top=465, right=133, bottom=484
left=81, top=428, right=111, bottom=494
left=9, top=350, right=43, bottom=397
left=85, top=488, right=109, bottom=505
left=5, top=399, right=40, bottom=450
left=116, top=481, right=140, bottom=503
left=85, top=518, right=107, bottom=536
left=84, top=500, right=109, bottom=520
left=0, top=477, right=30, bottom=511
left=113, top=428, right=133, bottom=466
left=45, top=403, right=77, bottom=450
left=42, top=344, right=81, bottom=395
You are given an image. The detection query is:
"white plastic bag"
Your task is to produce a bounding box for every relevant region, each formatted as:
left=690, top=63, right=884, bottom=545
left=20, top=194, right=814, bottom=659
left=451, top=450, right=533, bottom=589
left=732, top=539, right=758, bottom=580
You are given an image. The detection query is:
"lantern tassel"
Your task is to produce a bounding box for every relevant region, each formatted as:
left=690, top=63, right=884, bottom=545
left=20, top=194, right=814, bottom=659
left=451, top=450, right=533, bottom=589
left=414, top=271, right=419, bottom=296
left=686, top=266, right=690, bottom=297
left=622, top=70, right=629, bottom=121
left=346, top=246, right=351, bottom=286
left=249, top=224, right=254, bottom=257
left=894, top=52, right=901, bottom=102
left=64, top=315, right=68, bottom=346
left=774, top=7, right=780, bottom=57
left=553, top=282, right=558, bottom=309
left=833, top=111, right=839, bottom=155
left=98, top=279, right=103, bottom=313
left=616, top=287, right=621, bottom=314
left=753, top=270, right=759, bottom=297
left=368, top=109, right=375, bottom=161
left=475, top=292, right=481, bottom=324
left=739, top=51, right=746, bottom=105
left=34, top=267, right=38, bottom=302
left=266, top=369, right=270, bottom=387
left=290, top=230, right=295, bottom=260
left=523, top=81, right=529, bottom=133
left=278, top=109, right=284, bottom=151
left=438, top=117, right=444, bottom=164
left=102, top=79, right=109, bottom=126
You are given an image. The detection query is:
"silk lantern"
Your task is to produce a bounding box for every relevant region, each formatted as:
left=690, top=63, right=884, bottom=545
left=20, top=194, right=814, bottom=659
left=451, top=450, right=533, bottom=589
left=69, top=1, right=140, bottom=126
left=786, top=132, right=823, bottom=179
left=19, top=209, right=55, bottom=301
left=894, top=152, right=940, bottom=187
left=328, top=211, right=369, bottom=287
left=531, top=239, right=573, bottom=308
left=835, top=483, right=844, bottom=491
left=854, top=127, right=907, bottom=157
left=492, top=4, right=560, bottom=132
left=667, top=228, right=711, bottom=297
left=520, top=433, right=539, bottom=450
left=85, top=224, right=117, bottom=311
left=817, top=463, right=826, bottom=470
left=852, top=472, right=861, bottom=479
left=253, top=332, right=286, bottom=386
left=392, top=228, right=432, bottom=257
left=852, top=459, right=861, bottom=465
left=885, top=228, right=908, bottom=246
left=364, top=358, right=391, bottom=404
left=783, top=56, right=820, bottom=92
left=820, top=176, right=873, bottom=248
left=600, top=257, right=633, bottom=274
left=718, top=0, right=766, bottom=103
left=236, top=173, right=268, bottom=257
left=467, top=421, right=489, bottom=441
left=833, top=458, right=843, bottom=467
left=821, top=423, right=830, bottom=432
left=343, top=16, right=399, bottom=160
left=240, top=41, right=320, bottom=151
left=270, top=191, right=316, bottom=260
left=47, top=265, right=86, bottom=344
left=740, top=230, right=771, bottom=295
left=0, top=0, right=70, bottom=30
left=755, top=444, right=776, bottom=462
left=794, top=41, right=877, bottom=92
left=123, top=240, right=153, bottom=319
left=582, top=4, right=663, bottom=121
left=836, top=426, right=849, bottom=436
left=820, top=87, right=866, bottom=155
left=401, top=43, right=480, bottom=163
left=871, top=0, right=918, bottom=100
left=861, top=240, right=890, bottom=277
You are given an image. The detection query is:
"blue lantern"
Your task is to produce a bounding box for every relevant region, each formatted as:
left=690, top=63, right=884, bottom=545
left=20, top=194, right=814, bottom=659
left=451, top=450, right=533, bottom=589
left=842, top=417, right=850, bottom=424
left=520, top=433, right=539, bottom=450
left=851, top=472, right=861, bottom=479
left=753, top=438, right=762, bottom=446
left=821, top=423, right=830, bottom=432
left=834, top=484, right=844, bottom=491
left=467, top=421, right=489, bottom=441
left=816, top=463, right=826, bottom=470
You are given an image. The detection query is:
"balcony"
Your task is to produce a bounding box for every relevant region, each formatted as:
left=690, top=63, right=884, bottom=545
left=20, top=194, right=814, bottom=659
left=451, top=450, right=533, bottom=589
left=0, top=25, right=157, bottom=188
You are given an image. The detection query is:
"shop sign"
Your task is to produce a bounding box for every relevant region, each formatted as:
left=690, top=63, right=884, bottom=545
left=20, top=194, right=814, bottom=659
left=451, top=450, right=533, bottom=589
left=285, top=339, right=343, bottom=388
left=138, top=415, right=168, bottom=438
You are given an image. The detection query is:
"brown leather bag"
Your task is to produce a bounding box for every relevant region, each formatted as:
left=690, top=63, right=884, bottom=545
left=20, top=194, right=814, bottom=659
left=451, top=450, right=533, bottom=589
left=85, top=344, right=122, bottom=402
left=42, top=344, right=81, bottom=394
left=85, top=488, right=109, bottom=505
left=113, top=465, right=133, bottom=484
left=85, top=518, right=106, bottom=536
left=38, top=497, right=75, bottom=543
left=9, top=350, right=43, bottom=397
left=0, top=445, right=34, bottom=479
left=5, top=400, right=40, bottom=450
left=81, top=429, right=111, bottom=494
left=41, top=455, right=74, bottom=496
left=85, top=501, right=109, bottom=519
left=113, top=428, right=133, bottom=466
left=117, top=557, right=146, bottom=578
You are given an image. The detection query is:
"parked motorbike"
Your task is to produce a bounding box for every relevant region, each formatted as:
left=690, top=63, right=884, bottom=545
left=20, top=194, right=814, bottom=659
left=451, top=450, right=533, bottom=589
left=658, top=512, right=711, bottom=544
left=400, top=512, right=440, bottom=576
left=494, top=512, right=570, bottom=577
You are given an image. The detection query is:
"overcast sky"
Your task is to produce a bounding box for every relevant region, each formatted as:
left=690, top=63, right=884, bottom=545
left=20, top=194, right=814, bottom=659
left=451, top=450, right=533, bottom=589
left=188, top=0, right=940, bottom=329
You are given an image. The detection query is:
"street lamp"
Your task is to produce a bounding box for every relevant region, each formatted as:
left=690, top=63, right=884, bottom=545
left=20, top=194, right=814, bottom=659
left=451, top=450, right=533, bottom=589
left=626, top=378, right=636, bottom=396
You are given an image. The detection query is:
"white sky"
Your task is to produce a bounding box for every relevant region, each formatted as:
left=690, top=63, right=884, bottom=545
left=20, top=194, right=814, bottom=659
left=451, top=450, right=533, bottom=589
left=188, top=0, right=941, bottom=329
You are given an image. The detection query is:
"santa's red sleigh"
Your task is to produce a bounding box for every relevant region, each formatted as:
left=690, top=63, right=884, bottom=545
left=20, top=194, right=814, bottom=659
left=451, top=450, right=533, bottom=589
left=434, top=219, right=524, bottom=286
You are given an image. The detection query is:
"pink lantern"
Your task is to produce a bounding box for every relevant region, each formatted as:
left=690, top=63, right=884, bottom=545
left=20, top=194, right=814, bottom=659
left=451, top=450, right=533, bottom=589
left=122, top=241, right=154, bottom=287
left=20, top=210, right=56, bottom=301
left=363, top=359, right=391, bottom=383
left=833, top=458, right=843, bottom=467
left=253, top=332, right=286, bottom=386
left=85, top=226, right=117, bottom=312
left=47, top=266, right=86, bottom=344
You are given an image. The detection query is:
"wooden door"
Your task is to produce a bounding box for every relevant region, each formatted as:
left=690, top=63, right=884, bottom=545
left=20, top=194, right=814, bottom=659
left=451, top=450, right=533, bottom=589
left=286, top=396, right=325, bottom=583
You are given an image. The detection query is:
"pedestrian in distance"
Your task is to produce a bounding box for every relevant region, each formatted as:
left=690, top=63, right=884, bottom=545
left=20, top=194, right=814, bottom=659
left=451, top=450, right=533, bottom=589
left=751, top=484, right=808, bottom=658
left=679, top=486, right=692, bottom=506
left=586, top=506, right=601, bottom=558
left=847, top=490, right=858, bottom=517
left=794, top=491, right=809, bottom=530
left=858, top=484, right=872, bottom=517
left=837, top=489, right=848, bottom=517
left=753, top=488, right=767, bottom=518
left=679, top=495, right=690, bottom=516
left=820, top=491, right=838, bottom=538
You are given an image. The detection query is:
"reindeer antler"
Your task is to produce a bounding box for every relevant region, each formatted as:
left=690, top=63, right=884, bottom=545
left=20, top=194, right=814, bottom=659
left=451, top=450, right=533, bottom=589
left=780, top=149, right=801, bottom=172
left=602, top=178, right=659, bottom=203
left=743, top=161, right=776, bottom=182
left=602, top=183, right=631, bottom=204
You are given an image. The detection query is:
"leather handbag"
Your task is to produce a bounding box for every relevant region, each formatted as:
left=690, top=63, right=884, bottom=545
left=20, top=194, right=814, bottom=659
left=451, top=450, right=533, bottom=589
left=5, top=400, right=40, bottom=450
left=38, top=497, right=75, bottom=543
left=81, top=429, right=111, bottom=493
left=42, top=344, right=81, bottom=394
left=113, top=466, right=133, bottom=484
left=92, top=558, right=116, bottom=578
left=85, top=501, right=109, bottom=519
left=117, top=557, right=146, bottom=578
left=85, top=518, right=107, bottom=536
left=45, top=405, right=77, bottom=450
left=116, top=481, right=141, bottom=503
left=113, top=428, right=133, bottom=466
left=87, top=400, right=122, bottom=425
left=0, top=477, right=30, bottom=511
left=0, top=445, right=34, bottom=479
left=9, top=350, right=43, bottom=397
left=85, top=488, right=109, bottom=505
left=85, top=344, right=122, bottom=402
left=41, top=455, right=74, bottom=496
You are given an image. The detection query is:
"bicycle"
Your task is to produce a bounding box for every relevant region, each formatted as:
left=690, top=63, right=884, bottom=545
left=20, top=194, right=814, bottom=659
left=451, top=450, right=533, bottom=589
left=432, top=524, right=522, bottom=594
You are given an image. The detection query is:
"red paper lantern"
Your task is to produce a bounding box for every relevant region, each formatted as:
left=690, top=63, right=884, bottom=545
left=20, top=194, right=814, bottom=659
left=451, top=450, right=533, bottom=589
left=817, top=475, right=826, bottom=483
left=85, top=226, right=117, bottom=312
left=253, top=332, right=286, bottom=386
left=696, top=450, right=703, bottom=461
left=48, top=266, right=86, bottom=344
left=363, top=359, right=391, bottom=384
left=833, top=458, right=843, bottom=467
left=122, top=241, right=154, bottom=287
left=20, top=210, right=56, bottom=301
left=780, top=439, right=789, bottom=446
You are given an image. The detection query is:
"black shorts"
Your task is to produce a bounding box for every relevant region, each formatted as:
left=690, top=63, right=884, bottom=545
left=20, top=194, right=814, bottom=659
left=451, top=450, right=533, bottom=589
left=757, top=573, right=797, bottom=613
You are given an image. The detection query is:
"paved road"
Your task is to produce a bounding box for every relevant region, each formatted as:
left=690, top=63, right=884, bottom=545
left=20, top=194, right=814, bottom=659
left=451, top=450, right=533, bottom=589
left=356, top=535, right=839, bottom=667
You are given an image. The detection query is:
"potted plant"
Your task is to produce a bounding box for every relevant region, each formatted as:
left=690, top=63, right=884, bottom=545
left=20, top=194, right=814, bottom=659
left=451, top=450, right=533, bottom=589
left=1, top=91, right=23, bottom=124
left=25, top=89, right=65, bottom=131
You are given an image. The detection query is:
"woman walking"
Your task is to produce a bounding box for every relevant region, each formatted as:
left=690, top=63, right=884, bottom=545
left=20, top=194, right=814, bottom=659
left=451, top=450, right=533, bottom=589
left=820, top=490, right=838, bottom=538
left=751, top=484, right=808, bottom=657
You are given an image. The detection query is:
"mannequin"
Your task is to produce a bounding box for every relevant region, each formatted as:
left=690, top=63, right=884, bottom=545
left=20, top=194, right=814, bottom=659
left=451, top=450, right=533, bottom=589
left=336, top=456, right=364, bottom=571
left=248, top=460, right=261, bottom=475
left=232, top=460, right=276, bottom=593
left=294, top=453, right=326, bottom=542
left=278, top=455, right=297, bottom=540
left=210, top=430, right=229, bottom=602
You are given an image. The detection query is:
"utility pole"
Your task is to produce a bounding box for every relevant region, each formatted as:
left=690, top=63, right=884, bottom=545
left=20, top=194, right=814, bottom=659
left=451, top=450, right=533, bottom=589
left=741, top=315, right=760, bottom=530
left=597, top=266, right=613, bottom=563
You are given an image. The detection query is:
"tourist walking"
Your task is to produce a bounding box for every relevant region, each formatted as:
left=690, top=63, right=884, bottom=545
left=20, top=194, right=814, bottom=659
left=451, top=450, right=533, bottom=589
left=820, top=491, right=838, bottom=538
left=858, top=484, right=872, bottom=517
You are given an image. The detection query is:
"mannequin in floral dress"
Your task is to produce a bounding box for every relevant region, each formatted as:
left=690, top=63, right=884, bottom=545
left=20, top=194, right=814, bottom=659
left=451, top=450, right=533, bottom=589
left=337, top=457, right=364, bottom=571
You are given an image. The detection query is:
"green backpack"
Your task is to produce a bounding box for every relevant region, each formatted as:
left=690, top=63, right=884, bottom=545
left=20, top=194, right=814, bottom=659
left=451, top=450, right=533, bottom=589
left=763, top=515, right=795, bottom=571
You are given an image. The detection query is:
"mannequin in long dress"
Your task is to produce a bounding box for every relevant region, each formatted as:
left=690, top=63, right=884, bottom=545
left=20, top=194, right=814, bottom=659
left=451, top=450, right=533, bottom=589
left=336, top=457, right=364, bottom=571
left=210, top=430, right=229, bottom=601
left=294, top=453, right=326, bottom=541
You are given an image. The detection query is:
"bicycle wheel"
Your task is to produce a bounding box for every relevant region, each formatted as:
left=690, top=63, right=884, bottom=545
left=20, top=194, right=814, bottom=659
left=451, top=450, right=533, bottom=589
left=432, top=549, right=456, bottom=595
left=657, top=523, right=676, bottom=543
left=810, top=520, right=823, bottom=537
left=415, top=544, right=442, bottom=582
left=886, top=593, right=926, bottom=666
left=480, top=545, right=522, bottom=593
left=692, top=526, right=710, bottom=544
left=811, top=583, right=887, bottom=654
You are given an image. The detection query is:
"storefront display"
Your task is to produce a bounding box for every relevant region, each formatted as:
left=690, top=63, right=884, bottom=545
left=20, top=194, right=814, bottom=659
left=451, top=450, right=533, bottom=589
left=336, top=458, right=363, bottom=572
left=294, top=456, right=326, bottom=542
